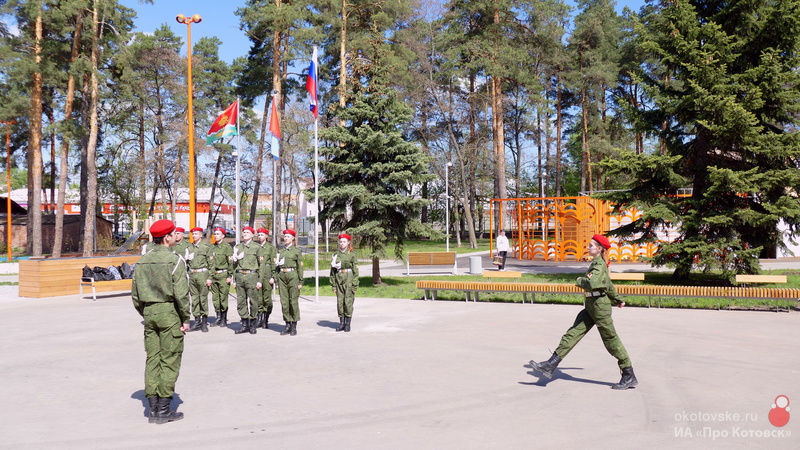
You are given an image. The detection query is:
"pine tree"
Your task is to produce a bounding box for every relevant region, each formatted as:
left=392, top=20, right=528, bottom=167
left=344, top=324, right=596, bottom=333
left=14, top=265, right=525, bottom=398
left=318, top=43, right=435, bottom=284
left=599, top=0, right=800, bottom=278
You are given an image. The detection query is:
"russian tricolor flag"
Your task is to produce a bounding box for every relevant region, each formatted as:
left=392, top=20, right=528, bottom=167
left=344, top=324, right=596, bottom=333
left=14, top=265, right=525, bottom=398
left=268, top=94, right=280, bottom=160
left=306, top=46, right=318, bottom=119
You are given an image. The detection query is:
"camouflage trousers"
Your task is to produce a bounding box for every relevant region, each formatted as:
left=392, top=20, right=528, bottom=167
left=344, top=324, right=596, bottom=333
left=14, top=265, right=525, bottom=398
left=209, top=271, right=230, bottom=313
left=333, top=272, right=356, bottom=317
left=554, top=295, right=631, bottom=369
left=142, top=302, right=185, bottom=398
left=189, top=271, right=210, bottom=318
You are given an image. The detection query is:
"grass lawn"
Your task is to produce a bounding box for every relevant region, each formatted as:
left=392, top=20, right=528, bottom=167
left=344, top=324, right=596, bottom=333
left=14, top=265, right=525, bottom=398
left=302, top=238, right=492, bottom=269
left=308, top=269, right=800, bottom=312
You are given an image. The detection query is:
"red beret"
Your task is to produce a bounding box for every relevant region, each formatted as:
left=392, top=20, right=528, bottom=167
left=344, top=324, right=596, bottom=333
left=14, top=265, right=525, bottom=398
left=175, top=227, right=185, bottom=233
left=338, top=233, right=351, bottom=240
left=150, top=220, right=176, bottom=238
left=592, top=234, right=611, bottom=250
left=190, top=227, right=203, bottom=233
left=242, top=226, right=255, bottom=234
left=257, top=228, right=269, bottom=235
left=214, top=227, right=226, bottom=234
left=283, top=229, right=296, bottom=236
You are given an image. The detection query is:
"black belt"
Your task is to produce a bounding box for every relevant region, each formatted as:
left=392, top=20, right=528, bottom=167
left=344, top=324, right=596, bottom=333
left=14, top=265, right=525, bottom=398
left=585, top=291, right=604, bottom=298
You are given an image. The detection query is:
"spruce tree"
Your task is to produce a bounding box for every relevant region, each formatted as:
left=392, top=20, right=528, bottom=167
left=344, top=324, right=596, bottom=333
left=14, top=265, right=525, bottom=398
left=318, top=43, right=435, bottom=284
left=599, top=0, right=800, bottom=278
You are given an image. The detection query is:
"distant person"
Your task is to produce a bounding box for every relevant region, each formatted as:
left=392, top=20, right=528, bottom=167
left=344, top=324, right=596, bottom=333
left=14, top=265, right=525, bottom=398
left=131, top=219, right=189, bottom=424
left=529, top=234, right=638, bottom=390
left=209, top=227, right=233, bottom=328
left=186, top=227, right=213, bottom=333
left=496, top=229, right=510, bottom=270
left=276, top=229, right=303, bottom=336
left=173, top=227, right=188, bottom=259
left=256, top=228, right=277, bottom=329
left=330, top=233, right=359, bottom=332
left=231, top=226, right=264, bottom=334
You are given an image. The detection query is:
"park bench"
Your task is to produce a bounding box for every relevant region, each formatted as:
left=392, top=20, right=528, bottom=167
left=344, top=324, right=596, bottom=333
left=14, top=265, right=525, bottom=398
left=444, top=270, right=524, bottom=302
left=735, top=274, right=787, bottom=285
left=415, top=280, right=800, bottom=312
left=610, top=272, right=645, bottom=282
left=19, top=254, right=140, bottom=299
left=406, top=252, right=458, bottom=275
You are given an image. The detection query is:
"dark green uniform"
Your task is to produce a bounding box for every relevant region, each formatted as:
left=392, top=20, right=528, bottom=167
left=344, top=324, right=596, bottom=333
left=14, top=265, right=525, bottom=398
left=276, top=245, right=303, bottom=323
left=173, top=240, right=189, bottom=260
left=259, top=241, right=277, bottom=324
left=186, top=240, right=213, bottom=320
left=131, top=245, right=190, bottom=399
left=233, top=240, right=265, bottom=321
left=210, top=240, right=233, bottom=321
left=141, top=241, right=157, bottom=255
left=554, top=255, right=631, bottom=369
left=330, top=249, right=359, bottom=318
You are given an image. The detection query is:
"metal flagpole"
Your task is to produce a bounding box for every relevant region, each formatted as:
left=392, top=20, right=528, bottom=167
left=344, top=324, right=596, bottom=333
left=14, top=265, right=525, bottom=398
left=314, top=110, right=319, bottom=303
left=235, top=97, right=241, bottom=244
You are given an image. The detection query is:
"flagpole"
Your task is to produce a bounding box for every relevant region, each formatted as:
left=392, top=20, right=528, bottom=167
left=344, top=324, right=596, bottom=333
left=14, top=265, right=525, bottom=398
left=235, top=97, right=241, bottom=244
left=313, top=46, right=320, bottom=304
left=271, top=93, right=279, bottom=247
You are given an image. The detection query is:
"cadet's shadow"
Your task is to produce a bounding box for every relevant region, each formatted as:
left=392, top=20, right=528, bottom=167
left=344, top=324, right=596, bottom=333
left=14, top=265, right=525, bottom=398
left=519, top=364, right=615, bottom=387
left=131, top=390, right=184, bottom=417
left=317, top=320, right=339, bottom=330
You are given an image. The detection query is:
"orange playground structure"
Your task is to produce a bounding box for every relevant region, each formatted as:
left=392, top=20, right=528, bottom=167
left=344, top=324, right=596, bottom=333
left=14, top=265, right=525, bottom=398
left=489, top=196, right=679, bottom=263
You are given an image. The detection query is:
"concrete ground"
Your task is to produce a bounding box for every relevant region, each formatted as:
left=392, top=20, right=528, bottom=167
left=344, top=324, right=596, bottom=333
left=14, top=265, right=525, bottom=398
left=0, top=284, right=798, bottom=448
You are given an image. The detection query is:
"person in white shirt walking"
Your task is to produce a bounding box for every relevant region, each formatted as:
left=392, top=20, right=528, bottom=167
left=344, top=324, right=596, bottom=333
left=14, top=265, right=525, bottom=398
left=496, top=230, right=510, bottom=270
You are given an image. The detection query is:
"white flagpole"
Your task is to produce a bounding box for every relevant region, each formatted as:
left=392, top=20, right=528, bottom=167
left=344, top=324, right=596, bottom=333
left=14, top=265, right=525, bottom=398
left=235, top=97, right=241, bottom=244
left=313, top=46, right=320, bottom=304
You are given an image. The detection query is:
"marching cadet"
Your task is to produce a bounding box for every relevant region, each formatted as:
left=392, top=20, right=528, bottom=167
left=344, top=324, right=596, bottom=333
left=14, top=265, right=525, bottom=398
left=232, top=226, right=264, bottom=334
left=275, top=229, right=303, bottom=336
left=330, top=233, right=359, bottom=332
left=131, top=219, right=189, bottom=424
left=256, top=228, right=277, bottom=329
left=173, top=227, right=189, bottom=259
left=186, top=227, right=213, bottom=333
left=529, top=234, right=638, bottom=390
left=209, top=227, right=233, bottom=328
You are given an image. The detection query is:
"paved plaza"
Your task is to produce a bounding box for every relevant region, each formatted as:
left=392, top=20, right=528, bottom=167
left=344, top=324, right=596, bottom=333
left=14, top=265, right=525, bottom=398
left=0, top=271, right=798, bottom=449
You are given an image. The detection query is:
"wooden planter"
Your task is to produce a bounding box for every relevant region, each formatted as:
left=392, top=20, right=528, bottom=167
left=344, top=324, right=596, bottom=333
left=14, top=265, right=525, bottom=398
left=19, top=254, right=141, bottom=298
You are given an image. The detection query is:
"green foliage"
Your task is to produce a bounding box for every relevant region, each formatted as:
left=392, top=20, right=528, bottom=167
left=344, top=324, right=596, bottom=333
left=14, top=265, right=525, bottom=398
left=600, top=0, right=800, bottom=278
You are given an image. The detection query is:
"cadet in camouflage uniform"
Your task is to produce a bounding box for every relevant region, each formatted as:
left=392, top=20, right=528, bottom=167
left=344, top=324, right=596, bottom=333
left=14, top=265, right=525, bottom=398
left=530, top=234, right=638, bottom=390
left=209, top=227, right=233, bottom=328
left=256, top=228, right=276, bottom=329
left=275, top=229, right=303, bottom=336
left=330, top=233, right=359, bottom=332
left=131, top=219, right=189, bottom=425
left=172, top=227, right=189, bottom=259
left=186, top=227, right=213, bottom=333
left=232, top=226, right=264, bottom=334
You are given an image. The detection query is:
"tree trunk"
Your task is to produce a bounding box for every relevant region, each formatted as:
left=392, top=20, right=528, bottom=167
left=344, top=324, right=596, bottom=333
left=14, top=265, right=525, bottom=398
left=27, top=5, right=43, bottom=256
left=556, top=73, right=563, bottom=197
left=82, top=5, right=100, bottom=257
left=371, top=256, right=381, bottom=285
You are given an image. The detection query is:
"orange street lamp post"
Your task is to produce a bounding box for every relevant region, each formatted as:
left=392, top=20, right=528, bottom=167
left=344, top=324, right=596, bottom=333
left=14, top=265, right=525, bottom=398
left=1, top=120, right=15, bottom=261
left=176, top=13, right=201, bottom=232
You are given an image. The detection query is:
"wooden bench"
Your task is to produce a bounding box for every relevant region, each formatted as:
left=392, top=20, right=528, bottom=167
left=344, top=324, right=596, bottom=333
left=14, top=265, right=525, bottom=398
left=80, top=278, right=133, bottom=301
left=735, top=274, right=787, bottom=284
left=610, top=272, right=645, bottom=282
left=406, top=252, right=457, bottom=275
left=415, top=280, right=800, bottom=311
left=19, top=254, right=140, bottom=298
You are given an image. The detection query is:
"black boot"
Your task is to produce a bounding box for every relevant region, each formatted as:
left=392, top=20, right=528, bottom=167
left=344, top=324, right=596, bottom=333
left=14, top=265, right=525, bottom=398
left=235, top=319, right=250, bottom=334
left=147, top=396, right=158, bottom=423
left=188, top=317, right=202, bottom=332
left=280, top=322, right=291, bottom=335
left=255, top=313, right=264, bottom=329
left=289, top=321, right=297, bottom=336
left=219, top=310, right=228, bottom=328
left=336, top=317, right=345, bottom=332
left=612, top=366, right=638, bottom=390
left=155, top=396, right=184, bottom=424
left=249, top=317, right=257, bottom=334
left=210, top=312, right=221, bottom=327
left=530, top=352, right=562, bottom=379
left=200, top=316, right=209, bottom=332
left=344, top=317, right=351, bottom=332
left=262, top=312, right=269, bottom=329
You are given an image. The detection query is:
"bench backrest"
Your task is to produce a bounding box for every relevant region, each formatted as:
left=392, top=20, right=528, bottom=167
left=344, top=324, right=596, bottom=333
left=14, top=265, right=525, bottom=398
left=735, top=275, right=787, bottom=284
left=483, top=271, right=522, bottom=279
left=408, top=252, right=456, bottom=266
left=610, top=272, right=645, bottom=281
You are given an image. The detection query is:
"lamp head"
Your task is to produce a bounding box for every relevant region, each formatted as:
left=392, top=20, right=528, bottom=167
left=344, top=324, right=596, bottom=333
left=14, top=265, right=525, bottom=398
left=192, top=14, right=202, bottom=23
left=176, top=14, right=186, bottom=24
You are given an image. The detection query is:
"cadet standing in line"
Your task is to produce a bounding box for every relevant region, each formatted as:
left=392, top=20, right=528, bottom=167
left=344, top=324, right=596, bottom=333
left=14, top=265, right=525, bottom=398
left=186, top=227, right=213, bottom=333
left=529, top=234, right=638, bottom=390
left=256, top=228, right=276, bottom=329
left=275, top=229, right=303, bottom=336
left=232, top=226, right=264, bottom=334
left=131, top=219, right=189, bottom=425
left=172, top=227, right=189, bottom=259
left=209, top=227, right=233, bottom=328
left=330, top=233, right=359, bottom=332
